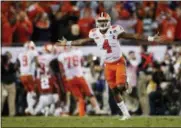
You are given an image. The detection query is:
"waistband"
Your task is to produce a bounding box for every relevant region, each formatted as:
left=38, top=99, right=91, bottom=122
left=104, top=56, right=125, bottom=65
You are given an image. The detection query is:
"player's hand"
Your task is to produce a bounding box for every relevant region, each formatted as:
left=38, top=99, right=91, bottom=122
left=57, top=40, right=66, bottom=46
left=153, top=32, right=167, bottom=43
left=57, top=37, right=67, bottom=46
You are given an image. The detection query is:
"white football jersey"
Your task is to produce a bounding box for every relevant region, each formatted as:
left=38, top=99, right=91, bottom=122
left=37, top=53, right=55, bottom=77
left=89, top=25, right=124, bottom=63
left=18, top=50, right=38, bottom=75
left=58, top=49, right=83, bottom=79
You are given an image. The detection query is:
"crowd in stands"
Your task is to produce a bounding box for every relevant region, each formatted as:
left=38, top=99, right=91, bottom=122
left=1, top=1, right=181, bottom=46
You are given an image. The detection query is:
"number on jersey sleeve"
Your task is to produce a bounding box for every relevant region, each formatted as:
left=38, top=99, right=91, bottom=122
left=103, top=39, right=112, bottom=53
left=64, top=55, right=79, bottom=69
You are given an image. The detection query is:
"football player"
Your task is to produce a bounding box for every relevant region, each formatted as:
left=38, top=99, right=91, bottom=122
left=57, top=12, right=167, bottom=120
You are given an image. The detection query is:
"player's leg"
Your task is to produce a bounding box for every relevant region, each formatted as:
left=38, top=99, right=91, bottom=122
left=105, top=62, right=130, bottom=120
left=26, top=75, right=36, bottom=113
left=49, top=93, right=60, bottom=115
left=115, top=59, right=131, bottom=120
left=20, top=76, right=34, bottom=114
left=33, top=94, right=53, bottom=115
left=19, top=76, right=29, bottom=92
left=69, top=79, right=85, bottom=117
left=79, top=77, right=104, bottom=114
left=32, top=95, right=44, bottom=115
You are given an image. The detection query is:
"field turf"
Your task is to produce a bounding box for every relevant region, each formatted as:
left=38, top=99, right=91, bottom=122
left=2, top=116, right=181, bottom=127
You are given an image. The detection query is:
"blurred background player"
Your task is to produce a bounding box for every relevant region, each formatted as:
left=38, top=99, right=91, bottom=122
left=57, top=40, right=105, bottom=116
left=17, top=41, right=38, bottom=114
left=32, top=43, right=60, bottom=116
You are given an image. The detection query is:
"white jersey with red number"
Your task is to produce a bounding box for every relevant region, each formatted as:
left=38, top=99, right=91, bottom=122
left=89, top=25, right=124, bottom=63
left=18, top=50, right=38, bottom=75
left=58, top=49, right=83, bottom=79
left=37, top=53, right=55, bottom=77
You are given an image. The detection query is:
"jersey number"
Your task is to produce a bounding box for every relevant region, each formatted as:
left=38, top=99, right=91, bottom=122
left=40, top=77, right=50, bottom=89
left=22, top=55, right=28, bottom=66
left=103, top=39, right=112, bottom=53
left=64, top=56, right=79, bottom=69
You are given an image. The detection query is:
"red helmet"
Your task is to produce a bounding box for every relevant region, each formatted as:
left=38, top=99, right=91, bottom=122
left=96, top=12, right=111, bottom=31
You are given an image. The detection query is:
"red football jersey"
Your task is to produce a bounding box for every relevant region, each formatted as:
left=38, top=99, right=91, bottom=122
left=35, top=76, right=56, bottom=94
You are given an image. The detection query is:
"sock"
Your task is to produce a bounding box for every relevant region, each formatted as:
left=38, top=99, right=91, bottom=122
left=117, top=101, right=130, bottom=116
left=49, top=104, right=55, bottom=115
left=27, top=92, right=36, bottom=110
left=90, top=97, right=100, bottom=112
left=78, top=98, right=85, bottom=117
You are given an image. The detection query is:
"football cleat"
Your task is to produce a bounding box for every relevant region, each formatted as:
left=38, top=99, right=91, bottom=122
left=119, top=115, right=131, bottom=121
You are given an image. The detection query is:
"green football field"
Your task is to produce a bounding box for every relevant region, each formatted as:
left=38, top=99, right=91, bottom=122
left=2, top=116, right=181, bottom=127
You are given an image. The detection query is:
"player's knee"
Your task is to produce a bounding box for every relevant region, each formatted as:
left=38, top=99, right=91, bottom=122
left=118, top=85, right=126, bottom=94
left=111, top=87, right=120, bottom=96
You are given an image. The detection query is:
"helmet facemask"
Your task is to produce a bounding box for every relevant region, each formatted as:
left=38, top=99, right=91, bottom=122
left=96, top=19, right=110, bottom=31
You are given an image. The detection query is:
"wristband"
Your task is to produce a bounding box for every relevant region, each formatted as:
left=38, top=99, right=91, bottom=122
left=148, top=36, right=154, bottom=42
left=67, top=41, right=72, bottom=46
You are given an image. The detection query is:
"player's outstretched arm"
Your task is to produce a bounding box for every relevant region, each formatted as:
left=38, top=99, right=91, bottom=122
left=56, top=38, right=95, bottom=46
left=118, top=32, right=171, bottom=44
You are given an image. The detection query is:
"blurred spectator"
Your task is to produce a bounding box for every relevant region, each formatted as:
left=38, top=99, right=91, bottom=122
left=76, top=1, right=98, bottom=12
left=78, top=8, right=95, bottom=38
left=148, top=62, right=165, bottom=115
left=139, top=45, right=154, bottom=72
left=27, top=2, right=45, bottom=22
left=137, top=45, right=154, bottom=115
left=1, top=51, right=17, bottom=116
left=80, top=2, right=96, bottom=19
left=65, top=24, right=81, bottom=40
left=142, top=9, right=158, bottom=36
left=143, top=1, right=155, bottom=12
left=114, top=9, right=137, bottom=34
left=156, top=1, right=170, bottom=17
left=157, top=9, right=177, bottom=41
left=96, top=2, right=106, bottom=14
left=61, top=1, right=74, bottom=15
left=124, top=1, right=137, bottom=13
left=111, top=2, right=124, bottom=22
left=135, top=9, right=144, bottom=34
left=126, top=51, right=139, bottom=114
left=1, top=14, right=17, bottom=46
left=38, top=1, right=52, bottom=14
left=14, top=11, right=33, bottom=43
left=32, top=13, right=51, bottom=42
left=175, top=7, right=181, bottom=41
left=127, top=51, right=139, bottom=88
left=103, top=1, right=115, bottom=14
left=50, top=11, right=69, bottom=42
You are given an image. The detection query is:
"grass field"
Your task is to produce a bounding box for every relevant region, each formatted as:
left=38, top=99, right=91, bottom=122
left=2, top=116, right=181, bottom=127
